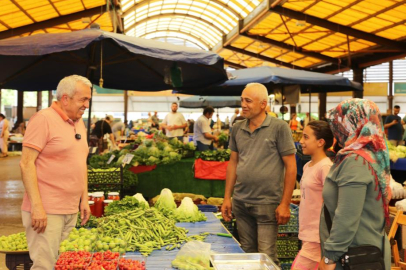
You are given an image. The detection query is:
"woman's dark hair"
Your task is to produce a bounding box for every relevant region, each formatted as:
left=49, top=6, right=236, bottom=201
left=0, top=113, right=5, bottom=119
left=307, top=120, right=334, bottom=151
left=203, top=106, right=214, bottom=115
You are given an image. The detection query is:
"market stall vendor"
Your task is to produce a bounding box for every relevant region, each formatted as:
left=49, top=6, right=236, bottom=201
left=91, top=116, right=117, bottom=152
left=193, top=106, right=219, bottom=151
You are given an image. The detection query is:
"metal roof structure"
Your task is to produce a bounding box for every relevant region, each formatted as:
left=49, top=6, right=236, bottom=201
left=0, top=0, right=121, bottom=39
left=0, top=0, right=406, bottom=74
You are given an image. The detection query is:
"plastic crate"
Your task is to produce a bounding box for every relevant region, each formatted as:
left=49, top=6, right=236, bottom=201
left=197, top=204, right=218, bottom=212
left=278, top=204, right=299, bottom=233
left=281, top=263, right=293, bottom=270
left=5, top=253, right=33, bottom=270
left=87, top=167, right=123, bottom=195
left=276, top=236, right=300, bottom=258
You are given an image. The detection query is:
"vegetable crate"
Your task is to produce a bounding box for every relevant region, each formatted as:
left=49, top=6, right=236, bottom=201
left=276, top=236, right=300, bottom=258
left=280, top=259, right=294, bottom=270
left=5, top=253, right=33, bottom=270
left=87, top=167, right=123, bottom=195
left=278, top=204, right=299, bottom=233
left=220, top=218, right=239, bottom=241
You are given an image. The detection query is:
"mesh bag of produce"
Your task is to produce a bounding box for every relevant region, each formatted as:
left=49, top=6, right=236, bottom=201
left=171, top=241, right=211, bottom=270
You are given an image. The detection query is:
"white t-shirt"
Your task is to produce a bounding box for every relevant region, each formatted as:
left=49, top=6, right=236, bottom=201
left=163, top=112, right=186, bottom=137
left=193, top=115, right=212, bottom=145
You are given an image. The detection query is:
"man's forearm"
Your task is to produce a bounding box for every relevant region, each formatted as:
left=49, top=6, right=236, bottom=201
left=81, top=170, right=89, bottom=203
left=224, top=162, right=237, bottom=200
left=280, top=160, right=297, bottom=205
left=174, top=123, right=187, bottom=130
left=20, top=162, right=43, bottom=208
left=204, top=133, right=216, bottom=140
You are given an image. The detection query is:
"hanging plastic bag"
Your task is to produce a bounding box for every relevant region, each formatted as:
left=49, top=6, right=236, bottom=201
left=171, top=241, right=211, bottom=270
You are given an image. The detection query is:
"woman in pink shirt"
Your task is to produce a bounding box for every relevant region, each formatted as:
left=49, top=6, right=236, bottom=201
left=292, top=121, right=334, bottom=270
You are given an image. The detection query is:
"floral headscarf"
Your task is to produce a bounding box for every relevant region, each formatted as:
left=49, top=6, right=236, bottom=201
left=328, top=98, right=391, bottom=223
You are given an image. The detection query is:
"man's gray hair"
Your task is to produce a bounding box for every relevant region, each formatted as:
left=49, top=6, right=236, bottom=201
left=56, top=75, right=92, bottom=101
left=245, top=83, right=269, bottom=103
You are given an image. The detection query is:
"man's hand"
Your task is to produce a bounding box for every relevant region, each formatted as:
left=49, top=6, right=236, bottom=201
left=275, top=203, right=290, bottom=225
left=392, top=120, right=398, bottom=126
left=213, top=136, right=219, bottom=142
left=31, top=205, right=47, bottom=233
left=221, top=198, right=233, bottom=222
left=80, top=201, right=91, bottom=226
left=167, top=126, right=173, bottom=131
left=318, top=260, right=336, bottom=270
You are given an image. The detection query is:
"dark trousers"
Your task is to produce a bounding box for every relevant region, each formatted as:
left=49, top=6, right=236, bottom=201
left=196, top=141, right=214, bottom=151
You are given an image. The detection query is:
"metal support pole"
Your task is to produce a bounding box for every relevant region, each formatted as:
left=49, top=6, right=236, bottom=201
left=17, top=91, right=24, bottom=124
left=37, top=91, right=42, bottom=111
left=124, top=90, right=128, bottom=124
left=48, top=91, right=53, bottom=107
left=352, top=68, right=364, bottom=99
left=389, top=61, right=393, bottom=113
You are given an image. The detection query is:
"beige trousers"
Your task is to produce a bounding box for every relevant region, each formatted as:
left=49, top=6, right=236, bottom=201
left=22, top=211, right=77, bottom=270
left=1, top=129, right=8, bottom=155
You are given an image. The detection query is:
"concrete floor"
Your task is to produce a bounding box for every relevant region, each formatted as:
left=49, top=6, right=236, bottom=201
left=0, top=156, right=25, bottom=270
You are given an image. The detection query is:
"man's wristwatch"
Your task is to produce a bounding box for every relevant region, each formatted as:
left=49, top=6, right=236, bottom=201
left=324, top=257, right=335, bottom=265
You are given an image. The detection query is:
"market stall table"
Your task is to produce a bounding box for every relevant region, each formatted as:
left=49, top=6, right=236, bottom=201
left=136, top=158, right=226, bottom=199
left=116, top=212, right=243, bottom=270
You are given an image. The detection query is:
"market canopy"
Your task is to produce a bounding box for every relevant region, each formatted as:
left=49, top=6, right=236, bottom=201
left=177, top=66, right=363, bottom=96
left=179, top=96, right=241, bottom=109
left=0, top=28, right=227, bottom=91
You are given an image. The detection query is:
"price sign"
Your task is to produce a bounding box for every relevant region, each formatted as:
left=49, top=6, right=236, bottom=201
left=122, top=154, right=134, bottom=165
left=106, top=155, right=116, bottom=165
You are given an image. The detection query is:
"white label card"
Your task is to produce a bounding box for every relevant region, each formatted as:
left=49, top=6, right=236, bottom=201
left=106, top=155, right=116, bottom=165
left=122, top=154, right=134, bottom=165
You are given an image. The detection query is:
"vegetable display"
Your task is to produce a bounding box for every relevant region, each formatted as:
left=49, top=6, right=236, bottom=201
left=218, top=132, right=228, bottom=147
left=174, top=197, right=207, bottom=223
left=389, top=141, right=406, bottom=161
left=154, top=188, right=177, bottom=217
left=59, top=228, right=98, bottom=252
left=104, top=196, right=141, bottom=216
left=197, top=149, right=231, bottom=162
left=0, top=232, right=28, bottom=251
left=96, top=208, right=208, bottom=256
left=76, top=212, right=98, bottom=228
left=133, top=193, right=150, bottom=209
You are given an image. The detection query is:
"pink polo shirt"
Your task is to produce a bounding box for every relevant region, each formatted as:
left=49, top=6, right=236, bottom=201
left=298, top=157, right=332, bottom=243
left=21, top=102, right=88, bottom=215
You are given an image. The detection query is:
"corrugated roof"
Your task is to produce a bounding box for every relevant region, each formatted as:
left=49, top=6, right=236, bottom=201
left=218, top=0, right=406, bottom=72
left=0, top=0, right=113, bottom=38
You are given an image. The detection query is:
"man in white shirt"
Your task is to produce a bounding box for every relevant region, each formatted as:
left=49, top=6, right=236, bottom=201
left=193, top=106, right=218, bottom=151
left=161, top=102, right=187, bottom=140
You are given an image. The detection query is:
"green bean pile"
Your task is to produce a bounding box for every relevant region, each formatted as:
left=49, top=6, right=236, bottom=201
left=96, top=208, right=207, bottom=256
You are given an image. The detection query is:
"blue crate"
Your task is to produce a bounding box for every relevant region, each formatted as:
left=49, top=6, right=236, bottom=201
left=281, top=263, right=292, bottom=270
left=197, top=204, right=218, bottom=212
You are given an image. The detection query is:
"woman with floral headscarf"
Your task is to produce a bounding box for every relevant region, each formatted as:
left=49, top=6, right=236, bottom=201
left=319, top=99, right=391, bottom=270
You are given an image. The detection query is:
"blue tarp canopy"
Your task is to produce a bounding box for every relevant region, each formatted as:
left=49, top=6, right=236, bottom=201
left=180, top=96, right=241, bottom=108
left=0, top=29, right=227, bottom=91
left=177, top=66, right=363, bottom=96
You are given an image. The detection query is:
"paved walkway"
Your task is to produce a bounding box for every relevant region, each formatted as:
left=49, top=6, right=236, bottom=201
left=0, top=156, right=25, bottom=270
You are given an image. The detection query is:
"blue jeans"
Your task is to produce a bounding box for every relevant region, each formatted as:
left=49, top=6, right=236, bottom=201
left=196, top=141, right=214, bottom=151
left=232, top=199, right=279, bottom=265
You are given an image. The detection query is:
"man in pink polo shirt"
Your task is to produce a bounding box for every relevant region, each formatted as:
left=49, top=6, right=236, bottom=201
left=20, top=75, right=92, bottom=269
